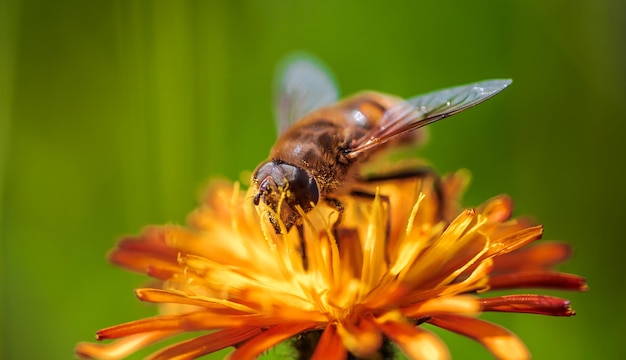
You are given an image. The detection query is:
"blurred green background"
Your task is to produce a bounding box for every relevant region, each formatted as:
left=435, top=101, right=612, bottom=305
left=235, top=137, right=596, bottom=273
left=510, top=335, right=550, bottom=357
left=1, top=0, right=624, bottom=359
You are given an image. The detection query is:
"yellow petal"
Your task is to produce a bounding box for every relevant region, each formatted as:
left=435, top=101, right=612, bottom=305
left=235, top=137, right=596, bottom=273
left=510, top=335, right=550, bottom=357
left=402, top=295, right=480, bottom=318
left=486, top=225, right=544, bottom=259
left=402, top=210, right=476, bottom=286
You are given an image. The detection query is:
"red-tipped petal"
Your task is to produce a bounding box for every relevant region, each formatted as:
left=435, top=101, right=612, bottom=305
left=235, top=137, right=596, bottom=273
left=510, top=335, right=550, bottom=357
left=481, top=295, right=576, bottom=316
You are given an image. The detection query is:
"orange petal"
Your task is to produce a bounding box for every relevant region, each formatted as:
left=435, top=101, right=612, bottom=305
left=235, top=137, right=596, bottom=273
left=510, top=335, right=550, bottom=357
left=336, top=318, right=383, bottom=358
left=136, top=289, right=235, bottom=311
left=400, top=259, right=492, bottom=305
left=96, top=312, right=262, bottom=340
left=109, top=227, right=180, bottom=274
left=376, top=318, right=450, bottom=360
left=228, top=322, right=317, bottom=360
left=147, top=327, right=262, bottom=360
left=145, top=264, right=181, bottom=281
left=115, top=226, right=179, bottom=256
left=109, top=249, right=181, bottom=278
left=428, top=314, right=530, bottom=359
left=492, top=241, right=573, bottom=274
left=488, top=271, right=588, bottom=291
left=75, top=331, right=176, bottom=359
left=478, top=195, right=513, bottom=223
left=311, top=325, right=348, bottom=360
left=136, top=288, right=260, bottom=314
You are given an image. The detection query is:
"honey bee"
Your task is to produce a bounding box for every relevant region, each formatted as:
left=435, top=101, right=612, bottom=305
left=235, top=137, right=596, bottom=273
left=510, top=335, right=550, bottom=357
left=252, top=56, right=511, bottom=233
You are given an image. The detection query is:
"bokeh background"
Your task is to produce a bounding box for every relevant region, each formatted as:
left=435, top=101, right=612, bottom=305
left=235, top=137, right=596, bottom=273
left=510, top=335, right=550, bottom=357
left=1, top=0, right=624, bottom=359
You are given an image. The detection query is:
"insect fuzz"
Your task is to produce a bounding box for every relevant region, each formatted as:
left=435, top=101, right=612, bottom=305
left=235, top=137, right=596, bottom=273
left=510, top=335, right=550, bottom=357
left=252, top=56, right=512, bottom=234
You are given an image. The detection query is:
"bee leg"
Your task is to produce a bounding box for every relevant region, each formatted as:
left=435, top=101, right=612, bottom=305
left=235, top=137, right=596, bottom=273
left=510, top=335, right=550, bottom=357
left=324, top=197, right=345, bottom=227
left=358, top=167, right=445, bottom=222
left=323, top=197, right=346, bottom=243
left=349, top=190, right=392, bottom=255
left=327, top=193, right=392, bottom=264
left=296, top=223, right=308, bottom=270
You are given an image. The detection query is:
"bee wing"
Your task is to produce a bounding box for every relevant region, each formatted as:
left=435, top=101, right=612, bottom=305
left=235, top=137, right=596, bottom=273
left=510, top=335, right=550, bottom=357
left=347, top=79, right=512, bottom=158
left=274, top=55, right=339, bottom=135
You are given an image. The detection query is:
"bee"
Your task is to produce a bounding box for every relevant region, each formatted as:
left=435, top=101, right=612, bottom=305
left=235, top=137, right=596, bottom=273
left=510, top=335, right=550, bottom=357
left=252, top=56, right=511, bottom=233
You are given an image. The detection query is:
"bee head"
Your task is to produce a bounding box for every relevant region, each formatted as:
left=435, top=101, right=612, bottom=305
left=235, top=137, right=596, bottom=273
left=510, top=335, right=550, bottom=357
left=252, top=161, right=319, bottom=233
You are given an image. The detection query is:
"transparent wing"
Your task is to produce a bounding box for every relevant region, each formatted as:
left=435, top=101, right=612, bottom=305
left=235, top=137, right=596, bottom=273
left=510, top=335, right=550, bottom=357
left=347, top=79, right=512, bottom=158
left=274, top=54, right=339, bottom=135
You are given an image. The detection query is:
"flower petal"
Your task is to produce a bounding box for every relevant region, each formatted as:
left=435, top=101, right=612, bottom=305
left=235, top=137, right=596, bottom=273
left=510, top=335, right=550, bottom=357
left=481, top=295, right=576, bottom=316
left=428, top=314, right=530, bottom=360
left=376, top=317, right=450, bottom=360
left=402, top=209, right=477, bottom=286
left=336, top=318, right=383, bottom=358
left=228, top=322, right=317, bottom=360
left=75, top=331, right=176, bottom=359
left=492, top=241, right=573, bottom=274
left=478, top=195, right=514, bottom=223
left=400, top=258, right=493, bottom=305
left=311, top=325, right=348, bottom=360
left=136, top=288, right=243, bottom=312
left=488, top=271, right=588, bottom=291
left=360, top=191, right=390, bottom=290
left=96, top=312, right=264, bottom=340
left=485, top=225, right=544, bottom=259
left=402, top=295, right=480, bottom=318
left=147, top=327, right=262, bottom=360
left=109, top=227, right=179, bottom=274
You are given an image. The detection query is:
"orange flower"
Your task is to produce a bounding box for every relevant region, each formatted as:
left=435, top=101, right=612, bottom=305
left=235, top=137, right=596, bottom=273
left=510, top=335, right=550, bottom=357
left=76, top=171, right=586, bottom=360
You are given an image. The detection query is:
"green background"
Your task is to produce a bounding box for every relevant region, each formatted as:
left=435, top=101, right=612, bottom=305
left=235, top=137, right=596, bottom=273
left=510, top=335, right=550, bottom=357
left=1, top=1, right=624, bottom=359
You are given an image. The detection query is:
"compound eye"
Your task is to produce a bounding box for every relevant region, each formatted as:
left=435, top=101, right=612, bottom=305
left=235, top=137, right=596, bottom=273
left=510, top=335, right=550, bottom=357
left=288, top=166, right=319, bottom=212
